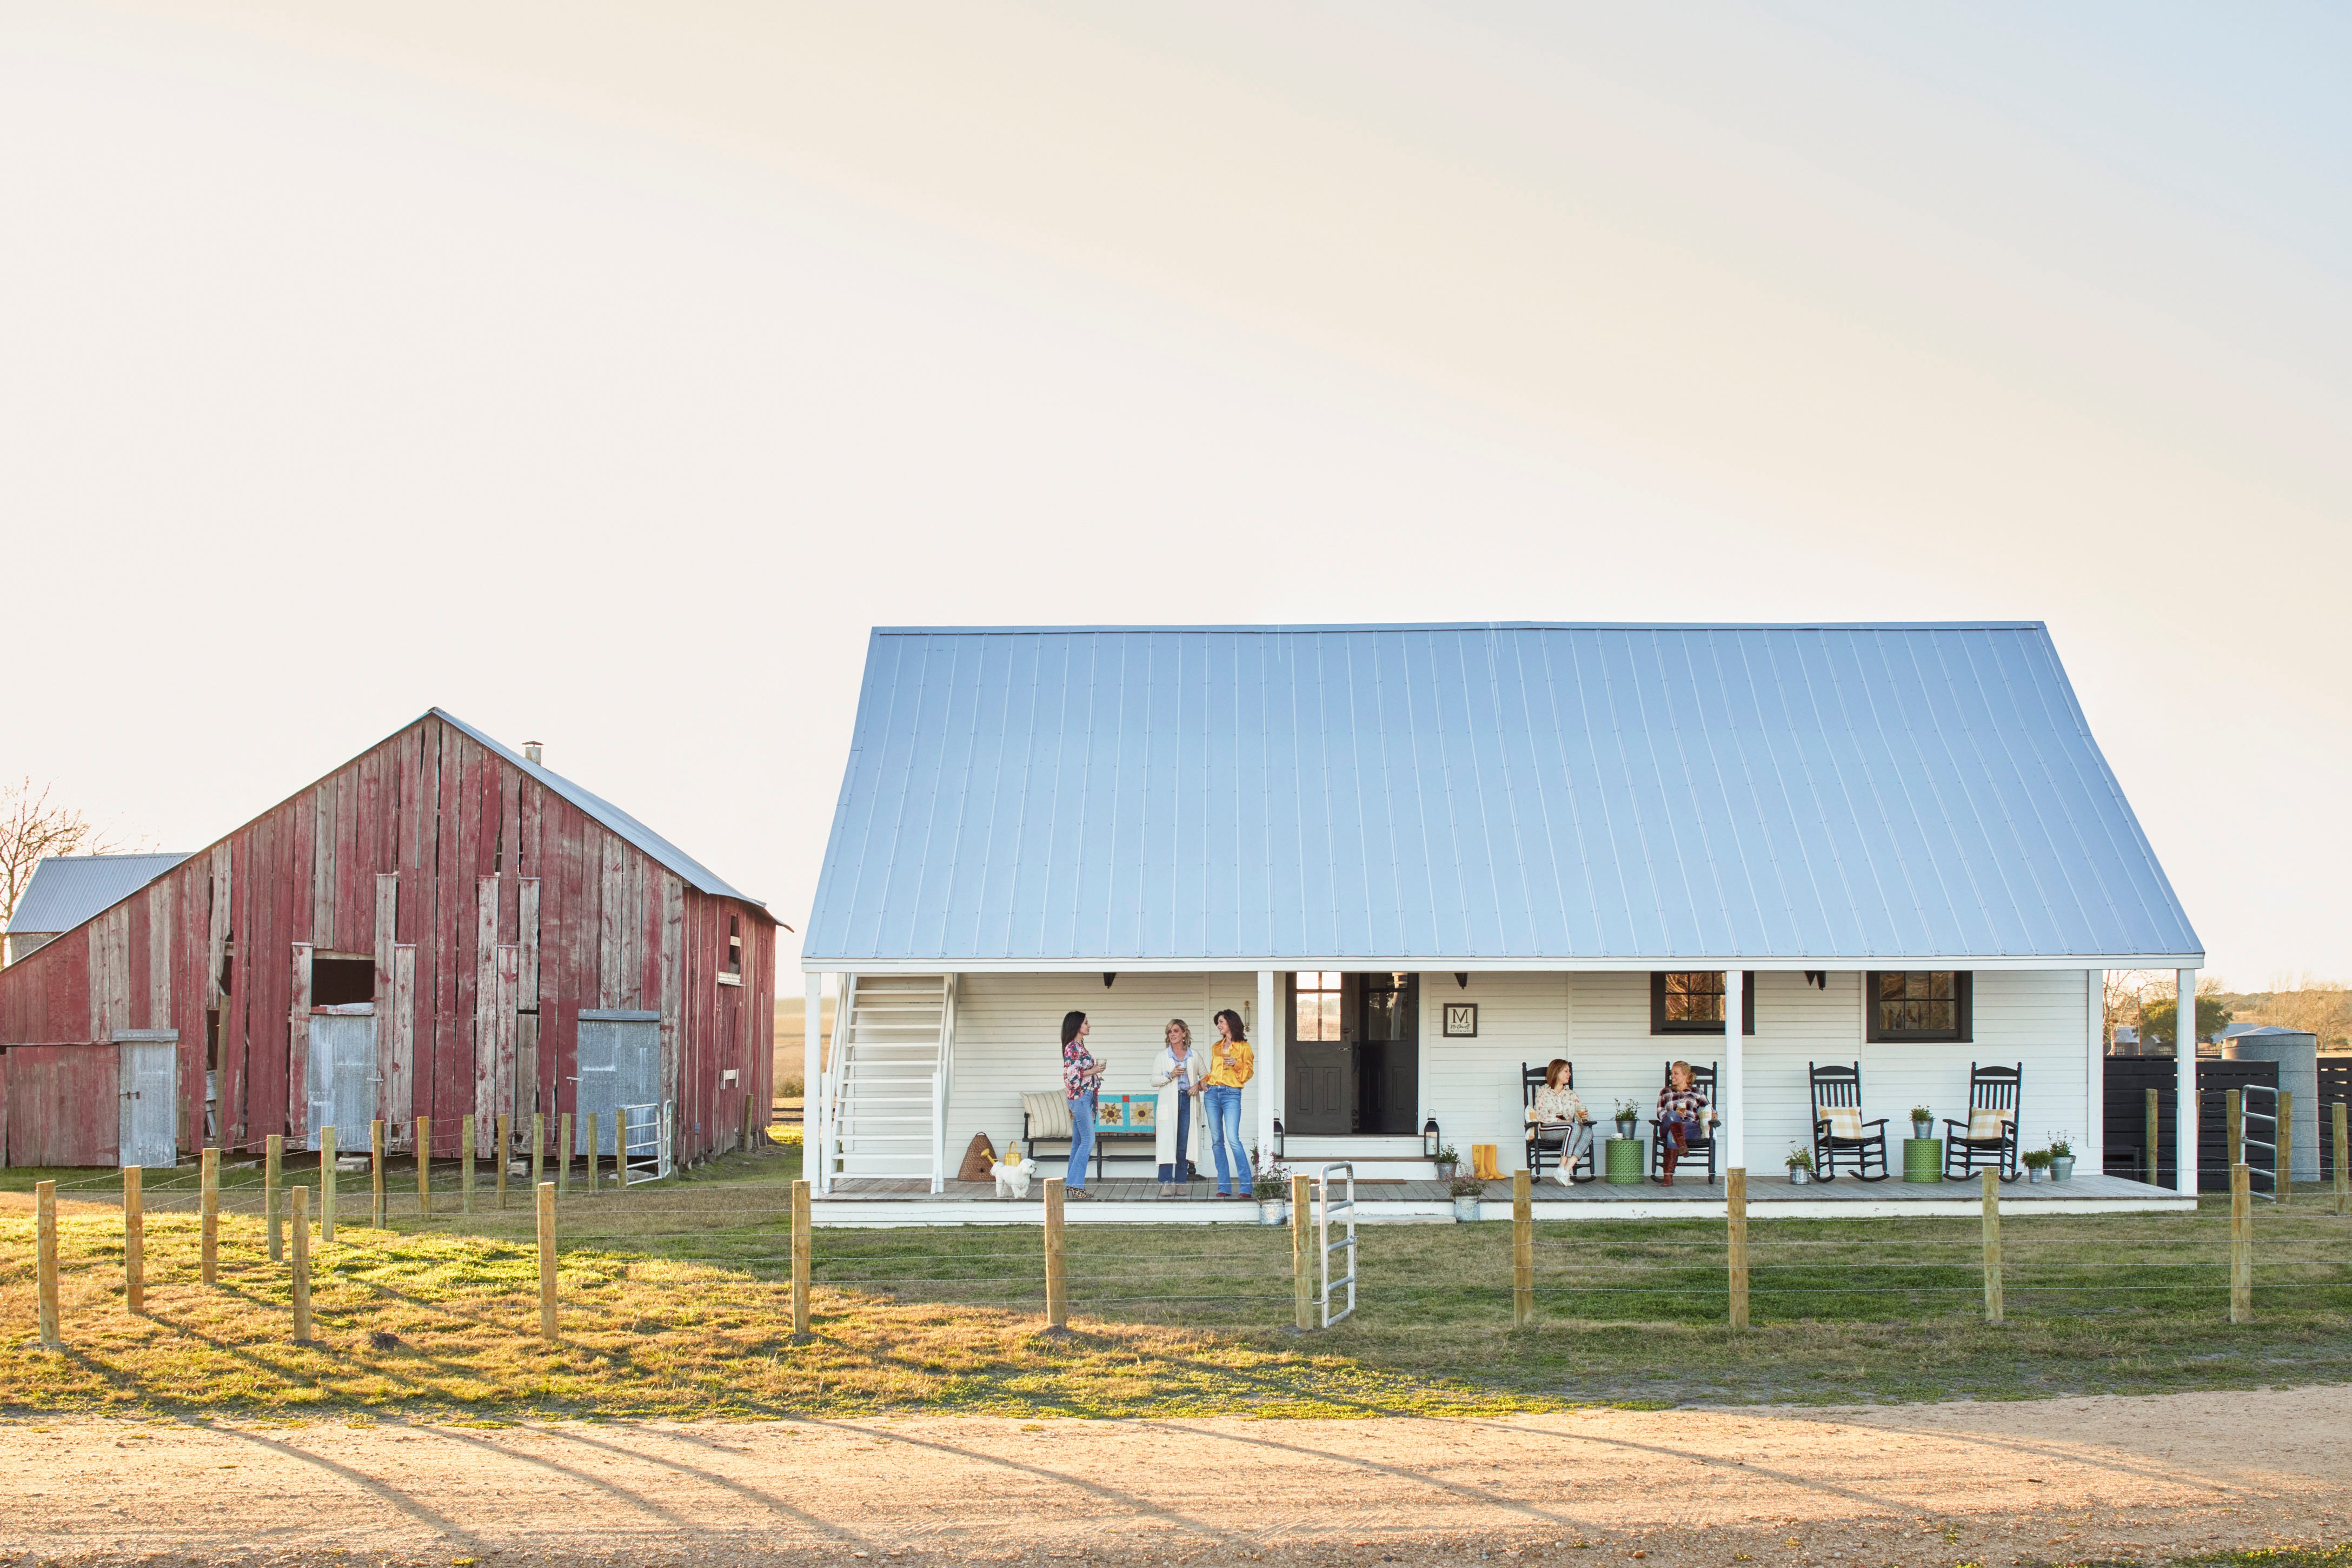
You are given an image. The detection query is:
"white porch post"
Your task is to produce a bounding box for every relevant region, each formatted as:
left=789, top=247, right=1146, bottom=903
left=2084, top=969, right=2105, bottom=1177
left=805, top=971, right=827, bottom=1195
left=2175, top=966, right=2198, bottom=1197
left=1257, top=969, right=1279, bottom=1163
left=1723, top=968, right=1745, bottom=1172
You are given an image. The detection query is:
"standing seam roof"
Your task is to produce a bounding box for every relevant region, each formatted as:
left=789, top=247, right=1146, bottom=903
left=802, top=623, right=2200, bottom=965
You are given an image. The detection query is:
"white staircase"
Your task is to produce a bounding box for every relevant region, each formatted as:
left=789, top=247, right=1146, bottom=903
left=822, top=974, right=956, bottom=1192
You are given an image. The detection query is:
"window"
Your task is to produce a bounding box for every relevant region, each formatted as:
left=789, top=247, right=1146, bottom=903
left=310, top=956, right=376, bottom=1007
left=1295, top=971, right=1343, bottom=1040
left=720, top=915, right=745, bottom=987
left=1866, top=971, right=1971, bottom=1042
left=1650, top=972, right=1756, bottom=1035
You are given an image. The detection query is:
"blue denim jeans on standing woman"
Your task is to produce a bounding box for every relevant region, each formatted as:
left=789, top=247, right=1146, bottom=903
left=1066, top=1093, right=1097, bottom=1190
left=1202, top=1084, right=1245, bottom=1194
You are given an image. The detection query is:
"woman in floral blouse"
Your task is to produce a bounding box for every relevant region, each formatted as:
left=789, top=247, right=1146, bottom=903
left=1653, top=1059, right=1713, bottom=1186
left=1061, top=1010, right=1105, bottom=1198
left=1525, top=1058, right=1593, bottom=1184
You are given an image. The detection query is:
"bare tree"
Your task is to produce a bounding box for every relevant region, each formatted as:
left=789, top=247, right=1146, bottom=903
left=0, top=778, right=139, bottom=945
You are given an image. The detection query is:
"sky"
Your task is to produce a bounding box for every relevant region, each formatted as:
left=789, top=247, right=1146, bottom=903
left=4, top=1, right=2348, bottom=984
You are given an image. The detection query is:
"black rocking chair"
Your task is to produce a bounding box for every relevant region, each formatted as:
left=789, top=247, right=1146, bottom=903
left=1808, top=1061, right=1889, bottom=1181
left=1649, top=1059, right=1720, bottom=1184
left=1523, top=1062, right=1596, bottom=1182
left=1944, top=1062, right=2023, bottom=1182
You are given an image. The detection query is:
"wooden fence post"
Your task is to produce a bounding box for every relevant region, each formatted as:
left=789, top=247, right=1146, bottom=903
left=36, top=1180, right=62, bottom=1352
left=2335, top=1101, right=2350, bottom=1218
left=530, top=1112, right=545, bottom=1200
left=2277, top=1091, right=2293, bottom=1201
left=416, top=1116, right=432, bottom=1218
left=585, top=1113, right=599, bottom=1194
left=123, top=1165, right=144, bottom=1313
left=460, top=1117, right=476, bottom=1214
left=1981, top=1168, right=2003, bottom=1324
left=1042, top=1177, right=1068, bottom=1330
left=2226, top=1088, right=2242, bottom=1168
left=791, top=1178, right=812, bottom=1338
left=2145, top=1087, right=2161, bottom=1187
left=1512, top=1170, right=1534, bottom=1328
left=497, top=1114, right=511, bottom=1210
left=370, top=1119, right=386, bottom=1229
left=200, top=1147, right=220, bottom=1285
left=290, top=1185, right=312, bottom=1342
left=2230, top=1161, right=2252, bottom=1324
left=265, top=1133, right=284, bottom=1262
left=1291, top=1172, right=1313, bottom=1331
left=320, top=1126, right=338, bottom=1244
left=557, top=1112, right=573, bottom=1198
left=1727, top=1167, right=1750, bottom=1331
left=536, top=1180, right=557, bottom=1344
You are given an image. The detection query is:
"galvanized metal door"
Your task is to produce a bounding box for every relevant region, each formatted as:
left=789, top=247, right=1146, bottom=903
left=576, top=1009, right=660, bottom=1155
left=307, top=1005, right=377, bottom=1151
left=114, top=1031, right=179, bottom=1169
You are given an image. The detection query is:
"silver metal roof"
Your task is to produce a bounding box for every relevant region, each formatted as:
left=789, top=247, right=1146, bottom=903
left=429, top=709, right=763, bottom=908
left=8, top=852, right=190, bottom=935
left=803, top=622, right=2201, bottom=967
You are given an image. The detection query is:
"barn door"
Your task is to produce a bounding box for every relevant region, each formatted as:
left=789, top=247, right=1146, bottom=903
left=576, top=1009, right=660, bottom=1156
left=307, top=1005, right=376, bottom=1152
left=114, top=1031, right=180, bottom=1169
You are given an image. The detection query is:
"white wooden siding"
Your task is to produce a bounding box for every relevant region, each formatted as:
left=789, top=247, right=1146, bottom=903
left=935, top=968, right=2094, bottom=1178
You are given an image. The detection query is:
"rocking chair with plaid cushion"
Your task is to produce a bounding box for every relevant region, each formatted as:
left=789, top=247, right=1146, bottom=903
left=1809, top=1061, right=1890, bottom=1181
left=1943, top=1063, right=2023, bottom=1182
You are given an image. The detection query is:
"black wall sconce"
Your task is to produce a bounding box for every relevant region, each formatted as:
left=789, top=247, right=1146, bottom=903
left=1104, top=972, right=1117, bottom=987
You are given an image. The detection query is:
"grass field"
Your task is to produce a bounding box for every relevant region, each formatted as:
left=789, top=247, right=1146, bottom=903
left=4, top=1145, right=2348, bottom=1420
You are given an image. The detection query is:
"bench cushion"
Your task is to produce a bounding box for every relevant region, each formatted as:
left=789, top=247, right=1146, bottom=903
left=1022, top=1091, right=1072, bottom=1140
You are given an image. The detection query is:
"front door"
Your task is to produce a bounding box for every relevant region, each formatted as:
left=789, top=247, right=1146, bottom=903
left=1356, top=972, right=1419, bottom=1134
left=306, top=1005, right=377, bottom=1151
left=1286, top=972, right=1351, bottom=1134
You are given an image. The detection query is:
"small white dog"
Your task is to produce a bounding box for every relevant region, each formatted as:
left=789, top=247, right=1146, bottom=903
left=990, top=1150, right=1038, bottom=1199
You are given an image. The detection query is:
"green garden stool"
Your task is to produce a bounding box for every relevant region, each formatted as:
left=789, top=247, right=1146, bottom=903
left=1604, top=1137, right=1646, bottom=1185
left=1903, top=1137, right=1943, bottom=1182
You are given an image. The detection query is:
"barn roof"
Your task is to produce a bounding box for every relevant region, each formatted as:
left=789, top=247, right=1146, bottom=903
left=8, top=853, right=191, bottom=935
left=428, top=709, right=763, bottom=908
left=802, top=622, right=2201, bottom=968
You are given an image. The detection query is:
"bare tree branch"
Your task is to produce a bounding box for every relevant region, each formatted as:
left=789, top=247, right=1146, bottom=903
left=0, top=778, right=146, bottom=940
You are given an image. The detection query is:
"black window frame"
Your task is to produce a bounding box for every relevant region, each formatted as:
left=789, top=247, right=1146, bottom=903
left=1864, top=971, right=1973, bottom=1042
left=1650, top=971, right=1756, bottom=1035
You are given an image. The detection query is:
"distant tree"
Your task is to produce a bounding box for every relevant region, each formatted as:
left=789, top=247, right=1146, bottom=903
left=2137, top=988, right=2234, bottom=1054
left=0, top=778, right=136, bottom=953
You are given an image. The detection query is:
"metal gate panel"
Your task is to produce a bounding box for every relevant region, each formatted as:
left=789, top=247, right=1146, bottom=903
left=114, top=1031, right=179, bottom=1169
left=307, top=1006, right=376, bottom=1151
left=577, top=1010, right=660, bottom=1155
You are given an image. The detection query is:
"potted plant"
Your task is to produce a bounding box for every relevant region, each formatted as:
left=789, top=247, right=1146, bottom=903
left=2045, top=1134, right=2074, bottom=1182
left=1251, top=1150, right=1291, bottom=1224
left=2022, top=1147, right=2053, bottom=1184
left=1612, top=1098, right=1640, bottom=1142
left=1432, top=1144, right=1461, bottom=1181
left=1910, top=1106, right=1934, bottom=1140
left=1785, top=1144, right=1814, bottom=1185
left=1449, top=1173, right=1485, bottom=1222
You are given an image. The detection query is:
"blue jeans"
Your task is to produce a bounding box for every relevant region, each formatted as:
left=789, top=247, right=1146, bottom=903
left=1202, top=1085, right=1245, bottom=1194
left=1066, top=1093, right=1096, bottom=1189
left=1156, top=1089, right=1198, bottom=1182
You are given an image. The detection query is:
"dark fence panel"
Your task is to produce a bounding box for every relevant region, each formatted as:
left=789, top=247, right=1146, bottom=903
left=2321, top=1058, right=2351, bottom=1179
left=2103, top=1057, right=2277, bottom=1191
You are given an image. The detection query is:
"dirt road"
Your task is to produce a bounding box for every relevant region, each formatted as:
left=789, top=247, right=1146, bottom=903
left=7, top=1388, right=2347, bottom=1566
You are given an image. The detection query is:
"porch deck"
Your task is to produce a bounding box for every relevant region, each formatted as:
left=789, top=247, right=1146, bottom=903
left=810, top=1169, right=2192, bottom=1224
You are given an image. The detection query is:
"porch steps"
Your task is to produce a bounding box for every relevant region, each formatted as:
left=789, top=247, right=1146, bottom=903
left=827, top=975, right=953, bottom=1187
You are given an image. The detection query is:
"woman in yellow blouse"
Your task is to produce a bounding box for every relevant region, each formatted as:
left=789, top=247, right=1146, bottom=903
left=1202, top=1008, right=1254, bottom=1198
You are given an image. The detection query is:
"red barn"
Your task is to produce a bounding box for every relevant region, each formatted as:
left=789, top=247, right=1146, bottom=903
left=0, top=709, right=776, bottom=1170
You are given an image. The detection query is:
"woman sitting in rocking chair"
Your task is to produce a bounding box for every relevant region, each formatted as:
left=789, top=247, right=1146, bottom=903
left=1526, top=1059, right=1594, bottom=1185
left=1652, top=1060, right=1714, bottom=1186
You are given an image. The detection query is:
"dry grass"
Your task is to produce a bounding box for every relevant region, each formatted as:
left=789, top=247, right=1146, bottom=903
left=5, top=1147, right=2349, bottom=1419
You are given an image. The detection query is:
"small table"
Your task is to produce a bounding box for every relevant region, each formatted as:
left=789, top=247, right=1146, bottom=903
left=1902, top=1137, right=1943, bottom=1182
left=1604, top=1137, right=1646, bottom=1185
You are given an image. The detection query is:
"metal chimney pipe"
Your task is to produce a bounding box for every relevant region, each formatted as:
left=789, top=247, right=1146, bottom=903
left=523, top=741, right=543, bottom=765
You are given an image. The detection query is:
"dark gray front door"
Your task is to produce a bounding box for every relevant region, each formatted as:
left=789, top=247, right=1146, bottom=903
left=1356, top=972, right=1419, bottom=1135
left=1286, top=972, right=1352, bottom=1135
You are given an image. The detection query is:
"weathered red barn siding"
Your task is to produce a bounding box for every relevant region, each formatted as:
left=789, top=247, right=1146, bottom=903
left=4, top=1044, right=118, bottom=1166
left=0, top=712, right=775, bottom=1166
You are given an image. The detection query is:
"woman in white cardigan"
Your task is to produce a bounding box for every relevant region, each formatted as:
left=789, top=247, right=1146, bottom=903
left=1152, top=1019, right=1208, bottom=1198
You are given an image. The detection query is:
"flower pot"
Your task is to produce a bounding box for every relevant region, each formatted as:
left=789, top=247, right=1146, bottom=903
left=1258, top=1198, right=1288, bottom=1225
left=1452, top=1195, right=1481, bottom=1222
left=1786, top=1167, right=1810, bottom=1184
left=2025, top=1166, right=2045, bottom=1184
left=2051, top=1156, right=2075, bottom=1182
left=1911, top=1121, right=1934, bottom=1141
left=1614, top=1122, right=1638, bottom=1143
left=1433, top=1162, right=1457, bottom=1182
